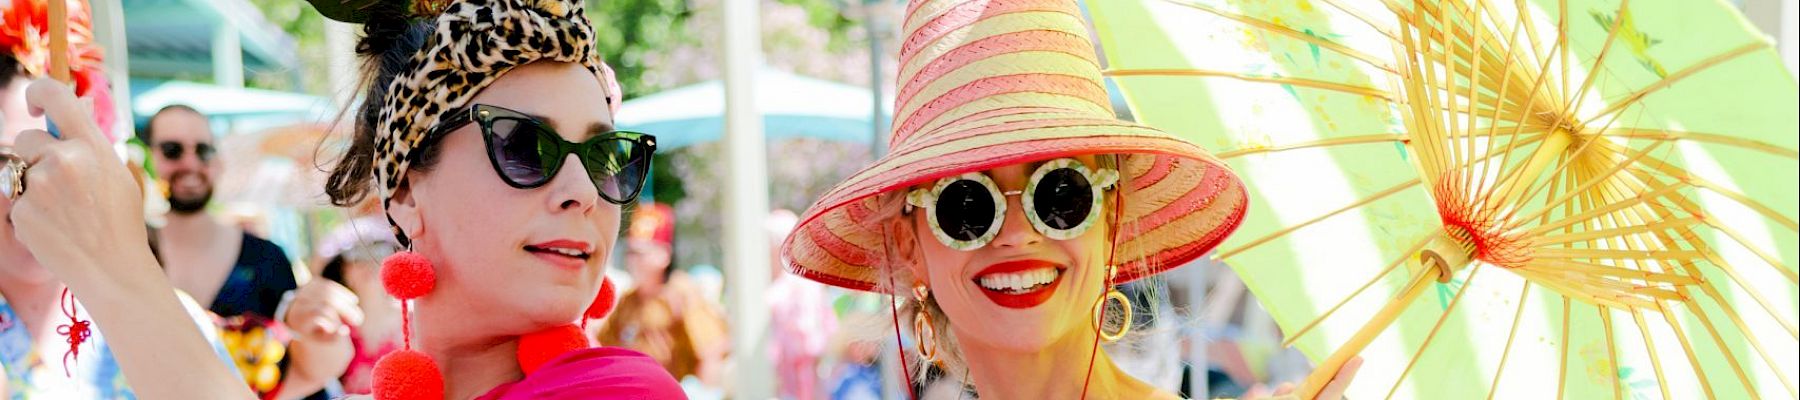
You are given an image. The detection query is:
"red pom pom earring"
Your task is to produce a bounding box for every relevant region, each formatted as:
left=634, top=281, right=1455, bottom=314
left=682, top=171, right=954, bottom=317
left=584, top=277, right=617, bottom=321
left=372, top=349, right=443, bottom=400
left=516, top=324, right=588, bottom=374
left=381, top=251, right=436, bottom=300
left=512, top=276, right=615, bottom=375
left=372, top=250, right=444, bottom=400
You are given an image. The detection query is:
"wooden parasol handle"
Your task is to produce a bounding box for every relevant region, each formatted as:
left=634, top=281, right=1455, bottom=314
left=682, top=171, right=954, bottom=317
left=1296, top=266, right=1436, bottom=399
left=46, top=0, right=72, bottom=84
left=1297, top=234, right=1470, bottom=399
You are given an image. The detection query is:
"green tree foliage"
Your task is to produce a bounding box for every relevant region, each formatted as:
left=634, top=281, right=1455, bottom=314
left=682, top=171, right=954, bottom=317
left=250, top=0, right=859, bottom=99
left=249, top=0, right=328, bottom=93
left=586, top=0, right=694, bottom=99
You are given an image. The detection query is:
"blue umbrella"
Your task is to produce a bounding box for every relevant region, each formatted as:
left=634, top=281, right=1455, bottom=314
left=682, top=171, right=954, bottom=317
left=616, top=67, right=893, bottom=149
left=130, top=79, right=333, bottom=137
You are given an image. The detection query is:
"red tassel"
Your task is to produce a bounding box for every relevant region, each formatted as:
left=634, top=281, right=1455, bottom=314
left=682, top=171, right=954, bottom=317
left=55, top=288, right=91, bottom=377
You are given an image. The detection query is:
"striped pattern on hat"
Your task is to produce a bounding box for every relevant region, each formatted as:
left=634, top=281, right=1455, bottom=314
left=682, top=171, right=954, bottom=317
left=782, top=0, right=1247, bottom=291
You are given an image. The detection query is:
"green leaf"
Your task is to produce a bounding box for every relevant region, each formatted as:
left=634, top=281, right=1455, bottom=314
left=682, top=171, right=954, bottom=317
left=304, top=0, right=389, bottom=23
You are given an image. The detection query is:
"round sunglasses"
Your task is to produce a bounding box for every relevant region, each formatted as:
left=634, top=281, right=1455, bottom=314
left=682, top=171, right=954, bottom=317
left=428, top=104, right=657, bottom=205
left=904, top=158, right=1120, bottom=250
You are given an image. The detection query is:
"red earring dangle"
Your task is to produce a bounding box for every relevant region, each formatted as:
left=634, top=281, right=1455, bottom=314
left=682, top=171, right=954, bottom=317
left=517, top=277, right=613, bottom=374
left=371, top=250, right=444, bottom=400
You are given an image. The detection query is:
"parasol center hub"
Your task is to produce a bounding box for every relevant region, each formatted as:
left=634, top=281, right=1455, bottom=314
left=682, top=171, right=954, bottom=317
left=1434, top=176, right=1535, bottom=270
left=1415, top=233, right=1475, bottom=283
left=1439, top=216, right=1534, bottom=269
left=1419, top=251, right=1455, bottom=283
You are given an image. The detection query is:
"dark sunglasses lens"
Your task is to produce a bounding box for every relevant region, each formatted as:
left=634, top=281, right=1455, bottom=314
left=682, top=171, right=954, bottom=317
left=935, top=180, right=996, bottom=241
left=195, top=143, right=215, bottom=162
left=1032, top=168, right=1093, bottom=230
left=158, top=142, right=183, bottom=160
left=487, top=118, right=553, bottom=186
left=584, top=139, right=651, bottom=202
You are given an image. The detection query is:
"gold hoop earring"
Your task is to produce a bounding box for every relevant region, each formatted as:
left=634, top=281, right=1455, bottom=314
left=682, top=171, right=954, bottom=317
left=1092, top=266, right=1131, bottom=342
left=912, top=285, right=939, bottom=362
left=1093, top=288, right=1132, bottom=342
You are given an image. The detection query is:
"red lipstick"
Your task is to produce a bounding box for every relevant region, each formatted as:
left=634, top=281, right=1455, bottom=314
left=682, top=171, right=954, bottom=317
left=524, top=239, right=594, bottom=270
left=971, top=259, right=1064, bottom=309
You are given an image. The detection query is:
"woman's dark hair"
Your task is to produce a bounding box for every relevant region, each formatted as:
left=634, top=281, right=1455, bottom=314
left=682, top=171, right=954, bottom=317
left=322, top=5, right=441, bottom=207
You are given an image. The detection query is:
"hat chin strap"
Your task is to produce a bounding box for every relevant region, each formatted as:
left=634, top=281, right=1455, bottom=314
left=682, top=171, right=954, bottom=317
left=1081, top=187, right=1127, bottom=399
left=885, top=266, right=920, bottom=400
left=1079, top=267, right=1112, bottom=399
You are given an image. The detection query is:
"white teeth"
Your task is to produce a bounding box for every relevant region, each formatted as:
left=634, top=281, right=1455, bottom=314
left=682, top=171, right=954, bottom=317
left=539, top=247, right=587, bottom=258
left=976, top=268, right=1060, bottom=292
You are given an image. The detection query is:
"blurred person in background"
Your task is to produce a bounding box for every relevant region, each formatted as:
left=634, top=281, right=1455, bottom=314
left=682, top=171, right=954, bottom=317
left=599, top=202, right=730, bottom=389
left=2, top=0, right=237, bottom=397
left=825, top=302, right=889, bottom=400
left=766, top=209, right=837, bottom=399
left=295, top=216, right=401, bottom=396
left=143, top=103, right=344, bottom=400
left=142, top=104, right=298, bottom=323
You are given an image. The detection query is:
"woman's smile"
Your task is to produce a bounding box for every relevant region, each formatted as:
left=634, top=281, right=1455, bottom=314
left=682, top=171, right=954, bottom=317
left=971, top=259, right=1066, bottom=309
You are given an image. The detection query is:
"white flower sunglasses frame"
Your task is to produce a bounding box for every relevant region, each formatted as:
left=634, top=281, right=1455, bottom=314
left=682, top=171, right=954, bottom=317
left=905, top=158, right=1120, bottom=251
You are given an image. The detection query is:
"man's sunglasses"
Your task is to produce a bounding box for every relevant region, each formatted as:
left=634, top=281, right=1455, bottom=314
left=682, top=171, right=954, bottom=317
left=904, top=158, right=1120, bottom=250
left=429, top=104, right=657, bottom=205
left=156, top=142, right=216, bottom=163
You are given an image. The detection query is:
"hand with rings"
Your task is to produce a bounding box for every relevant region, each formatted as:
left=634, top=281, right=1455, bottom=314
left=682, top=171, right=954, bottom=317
left=6, top=78, right=158, bottom=289
left=1, top=148, right=24, bottom=200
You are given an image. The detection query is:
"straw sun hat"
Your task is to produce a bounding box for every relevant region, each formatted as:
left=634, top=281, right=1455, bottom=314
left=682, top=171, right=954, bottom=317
left=782, top=0, right=1248, bottom=291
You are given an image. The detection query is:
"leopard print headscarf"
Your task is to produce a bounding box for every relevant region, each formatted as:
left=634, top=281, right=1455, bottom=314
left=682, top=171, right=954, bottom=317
left=373, top=0, right=621, bottom=220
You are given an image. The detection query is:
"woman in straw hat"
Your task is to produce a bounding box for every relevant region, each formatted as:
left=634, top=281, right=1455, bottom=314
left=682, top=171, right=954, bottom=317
left=4, top=0, right=687, bottom=398
left=781, top=0, right=1361, bottom=398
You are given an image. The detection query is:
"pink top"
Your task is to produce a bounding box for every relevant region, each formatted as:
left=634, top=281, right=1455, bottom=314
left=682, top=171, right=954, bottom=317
left=477, top=347, right=686, bottom=399
left=341, top=325, right=403, bottom=394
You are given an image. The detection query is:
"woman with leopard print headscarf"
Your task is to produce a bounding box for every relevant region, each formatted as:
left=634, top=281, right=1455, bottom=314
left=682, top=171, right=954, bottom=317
left=4, top=0, right=685, bottom=398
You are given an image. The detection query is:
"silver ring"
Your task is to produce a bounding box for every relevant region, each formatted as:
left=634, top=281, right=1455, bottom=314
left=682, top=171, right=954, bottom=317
left=1, top=152, right=26, bottom=200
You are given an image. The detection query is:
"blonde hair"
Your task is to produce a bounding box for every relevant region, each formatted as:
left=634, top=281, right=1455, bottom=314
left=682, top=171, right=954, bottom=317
left=863, top=155, right=1167, bottom=385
